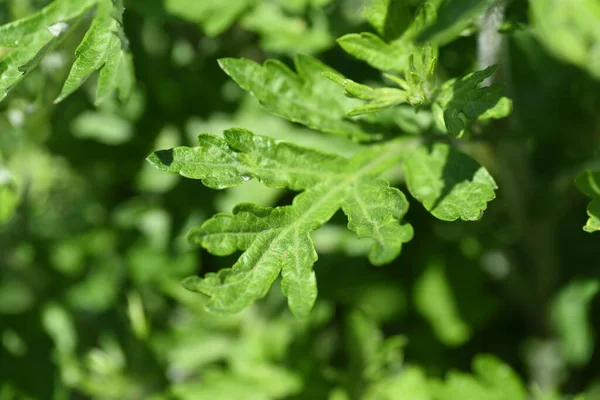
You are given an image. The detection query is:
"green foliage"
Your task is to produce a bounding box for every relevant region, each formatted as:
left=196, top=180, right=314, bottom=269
left=575, top=170, right=600, bottom=232
left=531, top=0, right=600, bottom=79
left=0, top=0, right=134, bottom=104
left=1, top=0, right=600, bottom=398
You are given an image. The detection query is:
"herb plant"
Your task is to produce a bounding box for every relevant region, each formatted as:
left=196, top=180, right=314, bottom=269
left=1, top=0, right=600, bottom=399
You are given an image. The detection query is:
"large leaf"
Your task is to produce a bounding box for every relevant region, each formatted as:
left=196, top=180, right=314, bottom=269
left=149, top=129, right=415, bottom=316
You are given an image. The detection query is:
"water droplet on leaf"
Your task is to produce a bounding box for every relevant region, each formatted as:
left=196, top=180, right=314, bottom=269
left=48, top=22, right=69, bottom=37
left=240, top=174, right=251, bottom=182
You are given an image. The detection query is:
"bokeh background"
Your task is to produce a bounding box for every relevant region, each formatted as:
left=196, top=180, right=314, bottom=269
left=1, top=0, right=600, bottom=399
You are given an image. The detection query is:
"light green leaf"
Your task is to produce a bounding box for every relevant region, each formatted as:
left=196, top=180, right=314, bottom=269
left=341, top=178, right=414, bottom=265
left=531, top=0, right=600, bottom=79
left=337, top=33, right=410, bottom=73
left=414, top=259, right=471, bottom=346
left=432, top=355, right=528, bottom=400
left=0, top=0, right=96, bottom=101
left=56, top=0, right=133, bottom=104
left=218, top=56, right=377, bottom=141
left=324, top=71, right=409, bottom=116
left=150, top=130, right=414, bottom=316
left=575, top=170, right=600, bottom=232
left=241, top=2, right=333, bottom=54
left=339, top=2, right=437, bottom=74
left=551, top=279, right=600, bottom=366
left=403, top=143, right=497, bottom=222
left=70, top=110, right=132, bottom=145
left=0, top=167, right=19, bottom=224
left=147, top=128, right=348, bottom=191
left=417, top=0, right=497, bottom=46
left=164, top=0, right=257, bottom=37
left=436, top=66, right=511, bottom=137
left=363, top=0, right=411, bottom=41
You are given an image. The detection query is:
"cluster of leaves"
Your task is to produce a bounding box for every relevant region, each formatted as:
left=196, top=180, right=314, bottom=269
left=1, top=0, right=600, bottom=399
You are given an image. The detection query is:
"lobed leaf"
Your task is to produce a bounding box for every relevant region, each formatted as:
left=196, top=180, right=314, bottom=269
left=436, top=66, right=511, bottom=137
left=218, top=56, right=377, bottom=141
left=362, top=0, right=412, bottom=41
left=56, top=0, right=133, bottom=104
left=151, top=130, right=415, bottom=316
left=403, top=143, right=497, bottom=221
left=0, top=0, right=134, bottom=104
left=147, top=128, right=348, bottom=190
left=0, top=0, right=96, bottom=101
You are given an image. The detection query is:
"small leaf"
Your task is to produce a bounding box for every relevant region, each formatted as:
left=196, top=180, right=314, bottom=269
left=575, top=170, right=600, bottom=233
left=337, top=32, right=410, bottom=73
left=324, top=71, right=409, bottom=116
left=414, top=259, right=471, bottom=346
left=403, top=143, right=497, bottom=221
left=341, top=178, right=414, bottom=265
left=436, top=66, right=510, bottom=137
left=551, top=279, right=600, bottom=366
left=218, top=56, right=377, bottom=141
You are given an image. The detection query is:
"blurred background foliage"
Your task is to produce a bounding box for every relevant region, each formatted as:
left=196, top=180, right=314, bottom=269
left=0, top=0, right=600, bottom=399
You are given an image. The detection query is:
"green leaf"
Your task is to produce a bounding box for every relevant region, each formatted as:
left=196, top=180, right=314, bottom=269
left=218, top=56, right=377, bottom=141
left=337, top=33, right=410, bottom=73
left=338, top=2, right=437, bottom=74
left=164, top=0, right=257, bottom=37
left=403, top=143, right=497, bottom=222
left=56, top=0, right=133, bottom=104
left=433, top=354, right=528, bottom=400
left=323, top=71, right=408, bottom=116
left=342, top=178, right=413, bottom=265
left=147, top=128, right=348, bottom=191
left=414, top=259, right=471, bottom=346
left=436, top=66, right=511, bottom=137
left=150, top=130, right=414, bottom=316
left=0, top=0, right=97, bottom=101
left=362, top=0, right=412, bottom=41
left=575, top=170, right=600, bottom=232
left=551, top=279, right=600, bottom=366
left=241, top=2, right=333, bottom=54
left=531, top=0, right=600, bottom=79
left=417, top=0, right=497, bottom=46
left=0, top=167, right=19, bottom=224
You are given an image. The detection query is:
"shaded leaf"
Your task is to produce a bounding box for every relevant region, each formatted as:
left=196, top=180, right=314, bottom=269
left=531, top=0, right=600, bottom=79
left=436, top=66, right=511, bottom=137
left=403, top=143, right=497, bottom=221
left=575, top=169, right=600, bottom=232
left=551, top=279, right=600, bottom=366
